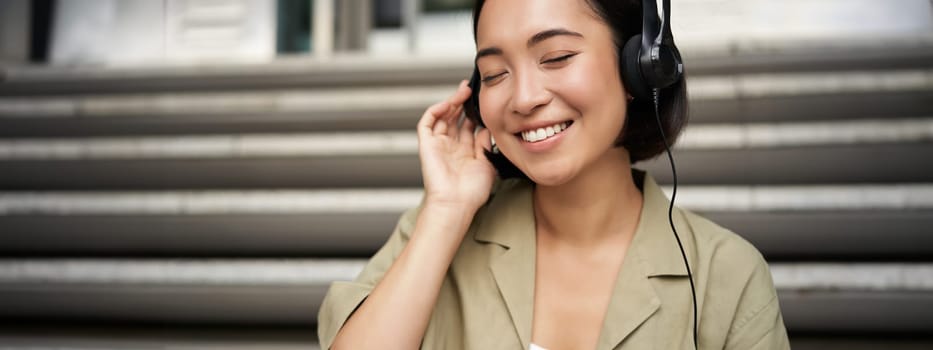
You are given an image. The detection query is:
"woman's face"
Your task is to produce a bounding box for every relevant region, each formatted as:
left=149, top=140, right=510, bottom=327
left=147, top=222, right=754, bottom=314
left=475, top=0, right=629, bottom=186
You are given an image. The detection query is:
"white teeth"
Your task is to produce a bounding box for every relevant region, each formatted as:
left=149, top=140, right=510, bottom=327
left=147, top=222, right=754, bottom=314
left=521, top=121, right=570, bottom=143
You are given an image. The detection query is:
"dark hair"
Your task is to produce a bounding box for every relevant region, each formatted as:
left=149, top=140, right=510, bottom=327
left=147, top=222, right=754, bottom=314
left=463, top=0, right=689, bottom=180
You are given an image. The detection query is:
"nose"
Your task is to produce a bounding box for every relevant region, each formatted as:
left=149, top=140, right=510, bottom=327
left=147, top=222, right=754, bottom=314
left=510, top=70, right=552, bottom=116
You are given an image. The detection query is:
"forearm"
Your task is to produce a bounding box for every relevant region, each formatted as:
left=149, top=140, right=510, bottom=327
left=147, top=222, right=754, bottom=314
left=330, top=204, right=475, bottom=350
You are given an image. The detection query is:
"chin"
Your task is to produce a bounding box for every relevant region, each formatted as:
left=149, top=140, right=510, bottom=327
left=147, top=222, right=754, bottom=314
left=523, top=163, right=578, bottom=187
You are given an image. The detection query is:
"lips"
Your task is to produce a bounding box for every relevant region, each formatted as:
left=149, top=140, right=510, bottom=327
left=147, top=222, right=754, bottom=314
left=519, top=121, right=572, bottom=143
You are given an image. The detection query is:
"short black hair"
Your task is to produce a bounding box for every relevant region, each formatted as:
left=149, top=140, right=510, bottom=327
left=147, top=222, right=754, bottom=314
left=463, top=0, right=689, bottom=180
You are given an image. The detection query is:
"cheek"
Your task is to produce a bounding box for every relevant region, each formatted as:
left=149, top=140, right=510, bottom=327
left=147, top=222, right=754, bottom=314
left=478, top=87, right=508, bottom=129
left=556, top=58, right=628, bottom=139
left=555, top=61, right=615, bottom=115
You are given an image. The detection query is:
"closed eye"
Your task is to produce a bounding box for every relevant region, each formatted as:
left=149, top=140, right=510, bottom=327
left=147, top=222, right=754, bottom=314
left=543, top=53, right=578, bottom=64
left=481, top=72, right=507, bottom=84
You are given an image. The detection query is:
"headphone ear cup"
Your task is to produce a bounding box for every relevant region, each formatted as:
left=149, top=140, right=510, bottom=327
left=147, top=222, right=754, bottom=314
left=620, top=34, right=650, bottom=101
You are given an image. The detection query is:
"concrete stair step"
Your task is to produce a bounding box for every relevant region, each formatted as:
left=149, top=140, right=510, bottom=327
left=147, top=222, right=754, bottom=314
left=0, top=324, right=930, bottom=350
left=3, top=185, right=931, bottom=215
left=703, top=211, right=933, bottom=261
left=3, top=118, right=930, bottom=158
left=0, top=211, right=930, bottom=260
left=2, top=38, right=931, bottom=96
left=1, top=119, right=930, bottom=189
left=2, top=89, right=930, bottom=137
left=0, top=324, right=320, bottom=350
left=0, top=259, right=929, bottom=333
left=1, top=143, right=928, bottom=189
left=791, top=336, right=933, bottom=350
left=1, top=186, right=931, bottom=259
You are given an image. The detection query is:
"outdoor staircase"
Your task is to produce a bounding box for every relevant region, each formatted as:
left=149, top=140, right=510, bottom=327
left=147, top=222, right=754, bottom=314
left=1, top=37, right=932, bottom=349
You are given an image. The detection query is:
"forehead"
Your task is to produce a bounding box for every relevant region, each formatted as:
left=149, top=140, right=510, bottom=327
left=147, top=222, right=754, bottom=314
left=475, top=0, right=601, bottom=46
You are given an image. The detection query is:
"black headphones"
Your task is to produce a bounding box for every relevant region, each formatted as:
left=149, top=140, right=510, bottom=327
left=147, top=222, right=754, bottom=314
left=623, top=3, right=697, bottom=349
left=624, top=2, right=697, bottom=349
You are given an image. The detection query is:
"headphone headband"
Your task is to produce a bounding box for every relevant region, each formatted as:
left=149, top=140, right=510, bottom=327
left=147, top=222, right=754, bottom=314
left=641, top=0, right=662, bottom=53
left=661, top=0, right=675, bottom=47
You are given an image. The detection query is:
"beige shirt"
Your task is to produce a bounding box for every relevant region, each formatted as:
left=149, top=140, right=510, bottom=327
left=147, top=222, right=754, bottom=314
left=318, top=170, right=790, bottom=349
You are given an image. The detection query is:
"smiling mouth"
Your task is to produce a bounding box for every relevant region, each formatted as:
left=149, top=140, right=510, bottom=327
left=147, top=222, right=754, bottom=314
left=517, top=121, right=573, bottom=143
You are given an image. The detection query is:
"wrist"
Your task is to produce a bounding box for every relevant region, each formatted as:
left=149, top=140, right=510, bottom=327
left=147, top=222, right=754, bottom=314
left=421, top=201, right=478, bottom=223
left=413, top=201, right=478, bottom=242
left=423, top=197, right=480, bottom=215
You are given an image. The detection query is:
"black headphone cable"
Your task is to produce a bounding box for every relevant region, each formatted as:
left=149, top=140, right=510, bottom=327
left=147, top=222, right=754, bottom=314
left=652, top=88, right=698, bottom=350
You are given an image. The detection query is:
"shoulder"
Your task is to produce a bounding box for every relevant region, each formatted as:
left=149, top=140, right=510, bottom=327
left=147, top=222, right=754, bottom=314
left=684, top=208, right=775, bottom=296
left=681, top=208, right=767, bottom=270
left=637, top=170, right=770, bottom=285
left=680, top=209, right=785, bottom=341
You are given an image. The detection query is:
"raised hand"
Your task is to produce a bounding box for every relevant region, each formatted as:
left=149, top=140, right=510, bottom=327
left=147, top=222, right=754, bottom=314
left=416, top=80, right=496, bottom=213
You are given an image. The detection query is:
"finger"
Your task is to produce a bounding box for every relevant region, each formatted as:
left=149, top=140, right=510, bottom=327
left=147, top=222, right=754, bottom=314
left=445, top=114, right=460, bottom=140
left=446, top=106, right=464, bottom=138
left=440, top=103, right=462, bottom=125
left=437, top=82, right=469, bottom=127
left=418, top=101, right=450, bottom=138
left=459, top=117, right=475, bottom=148
left=449, top=105, right=464, bottom=122
left=434, top=118, right=449, bottom=136
left=447, top=80, right=472, bottom=108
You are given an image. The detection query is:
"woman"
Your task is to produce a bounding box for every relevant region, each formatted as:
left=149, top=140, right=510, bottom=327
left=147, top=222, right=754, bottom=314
left=318, top=0, right=789, bottom=349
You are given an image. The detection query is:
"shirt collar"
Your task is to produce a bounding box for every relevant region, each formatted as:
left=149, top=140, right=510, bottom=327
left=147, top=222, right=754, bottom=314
left=630, top=169, right=695, bottom=277
left=473, top=169, right=693, bottom=278
left=471, top=169, right=694, bottom=348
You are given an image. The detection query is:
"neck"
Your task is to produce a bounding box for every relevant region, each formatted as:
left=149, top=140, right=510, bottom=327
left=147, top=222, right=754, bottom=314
left=532, top=148, right=643, bottom=247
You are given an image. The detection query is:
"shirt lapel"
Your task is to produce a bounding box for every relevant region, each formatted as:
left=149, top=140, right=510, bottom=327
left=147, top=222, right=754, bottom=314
left=595, top=253, right=661, bottom=349
left=598, top=172, right=695, bottom=349
left=474, top=179, right=537, bottom=349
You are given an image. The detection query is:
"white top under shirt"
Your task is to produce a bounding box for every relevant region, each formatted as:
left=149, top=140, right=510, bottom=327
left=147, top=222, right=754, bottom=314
left=530, top=343, right=548, bottom=350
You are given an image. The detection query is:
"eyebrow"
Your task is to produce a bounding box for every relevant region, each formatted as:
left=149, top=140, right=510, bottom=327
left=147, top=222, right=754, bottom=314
left=475, top=28, right=584, bottom=62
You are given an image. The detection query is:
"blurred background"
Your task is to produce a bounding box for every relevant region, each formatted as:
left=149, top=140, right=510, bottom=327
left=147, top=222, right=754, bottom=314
left=0, top=0, right=932, bottom=349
